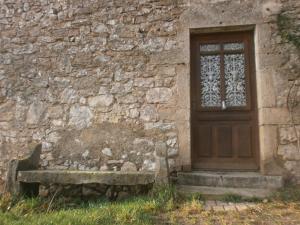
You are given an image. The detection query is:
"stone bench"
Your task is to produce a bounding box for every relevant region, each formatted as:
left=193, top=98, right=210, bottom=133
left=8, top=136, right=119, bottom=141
left=5, top=144, right=155, bottom=199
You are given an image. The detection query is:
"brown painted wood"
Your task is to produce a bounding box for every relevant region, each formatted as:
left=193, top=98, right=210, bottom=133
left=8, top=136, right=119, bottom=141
left=191, top=31, right=259, bottom=171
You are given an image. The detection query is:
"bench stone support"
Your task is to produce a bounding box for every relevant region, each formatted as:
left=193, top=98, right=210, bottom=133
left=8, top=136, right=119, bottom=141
left=5, top=143, right=156, bottom=199
left=5, top=144, right=42, bottom=196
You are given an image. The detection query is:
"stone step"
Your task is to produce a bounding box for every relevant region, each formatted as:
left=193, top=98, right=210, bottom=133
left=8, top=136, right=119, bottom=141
left=176, top=185, right=273, bottom=198
left=175, top=171, right=283, bottom=189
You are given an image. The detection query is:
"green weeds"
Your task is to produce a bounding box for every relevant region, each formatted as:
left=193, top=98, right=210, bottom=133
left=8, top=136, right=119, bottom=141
left=1, top=185, right=300, bottom=225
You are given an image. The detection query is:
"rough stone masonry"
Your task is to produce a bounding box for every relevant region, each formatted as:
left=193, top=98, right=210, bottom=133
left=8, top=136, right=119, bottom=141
left=0, top=0, right=299, bottom=190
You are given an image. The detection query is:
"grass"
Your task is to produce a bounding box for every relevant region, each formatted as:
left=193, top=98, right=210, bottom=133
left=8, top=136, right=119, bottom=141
left=0, top=185, right=300, bottom=225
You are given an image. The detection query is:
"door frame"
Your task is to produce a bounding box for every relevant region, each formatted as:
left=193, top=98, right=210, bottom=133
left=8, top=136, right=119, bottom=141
left=190, top=30, right=260, bottom=171
left=175, top=8, right=285, bottom=177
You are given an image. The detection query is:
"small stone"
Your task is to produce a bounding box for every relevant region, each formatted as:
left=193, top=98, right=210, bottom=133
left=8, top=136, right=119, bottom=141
left=79, top=97, right=86, bottom=104
left=263, top=199, right=269, bottom=203
left=113, top=166, right=118, bottom=171
left=51, top=120, right=64, bottom=127
left=23, top=2, right=30, bottom=11
left=107, top=160, right=124, bottom=165
left=167, top=148, right=178, bottom=158
left=26, top=102, right=46, bottom=125
left=78, top=164, right=86, bottom=170
left=133, top=138, right=154, bottom=146
left=121, top=154, right=128, bottom=159
left=140, top=105, right=158, bottom=122
left=88, top=95, right=114, bottom=107
left=121, top=162, right=137, bottom=172
left=102, top=148, right=112, bottom=157
left=100, top=164, right=109, bottom=171
left=142, top=159, right=155, bottom=171
left=82, top=150, right=89, bottom=159
left=47, top=105, right=64, bottom=119
left=166, top=138, right=177, bottom=147
left=98, top=86, right=109, bottom=95
left=107, top=19, right=116, bottom=25
left=93, top=23, right=108, bottom=33
left=94, top=55, right=111, bottom=63
left=129, top=108, right=139, bottom=118
left=46, top=132, right=61, bottom=143
left=60, top=88, right=78, bottom=104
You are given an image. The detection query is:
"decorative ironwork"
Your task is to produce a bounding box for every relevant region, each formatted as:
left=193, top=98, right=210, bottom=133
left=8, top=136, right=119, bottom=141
left=200, top=55, right=221, bottom=107
left=224, top=54, right=247, bottom=107
left=224, top=43, right=244, bottom=51
left=200, top=44, right=220, bottom=52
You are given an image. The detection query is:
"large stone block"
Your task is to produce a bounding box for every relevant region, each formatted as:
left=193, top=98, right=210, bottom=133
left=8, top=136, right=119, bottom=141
left=146, top=88, right=172, bottom=103
left=68, top=105, right=93, bottom=129
left=26, top=102, right=46, bottom=125
left=88, top=95, right=114, bottom=107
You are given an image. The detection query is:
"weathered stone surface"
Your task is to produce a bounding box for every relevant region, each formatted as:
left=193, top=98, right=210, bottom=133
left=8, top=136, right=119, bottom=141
left=146, top=88, right=172, bottom=103
left=93, top=23, right=108, bottom=33
left=279, top=126, right=300, bottom=144
left=0, top=101, right=14, bottom=122
left=141, top=159, right=156, bottom=171
left=140, top=105, right=158, bottom=122
left=121, top=162, right=137, bottom=172
left=102, top=148, right=113, bottom=157
left=155, top=141, right=167, bottom=157
left=60, top=88, right=78, bottom=104
left=278, top=144, right=300, bottom=160
left=18, top=170, right=155, bottom=186
left=68, top=105, right=93, bottom=129
left=88, top=95, right=114, bottom=108
left=26, top=102, right=46, bottom=125
left=0, top=0, right=299, bottom=185
left=176, top=172, right=283, bottom=189
left=47, top=105, right=64, bottom=119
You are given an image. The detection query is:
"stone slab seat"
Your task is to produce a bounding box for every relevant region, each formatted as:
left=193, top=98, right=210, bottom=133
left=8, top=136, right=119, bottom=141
left=17, top=170, right=155, bottom=186
left=5, top=144, right=155, bottom=196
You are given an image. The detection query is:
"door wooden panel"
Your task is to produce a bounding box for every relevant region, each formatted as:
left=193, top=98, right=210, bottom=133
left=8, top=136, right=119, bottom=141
left=191, top=31, right=259, bottom=171
left=196, top=125, right=212, bottom=157
left=236, top=125, right=252, bottom=158
left=216, top=126, right=232, bottom=158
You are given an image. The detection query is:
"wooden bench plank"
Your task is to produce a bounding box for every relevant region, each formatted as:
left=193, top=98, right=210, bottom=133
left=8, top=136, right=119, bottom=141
left=18, top=170, right=155, bottom=186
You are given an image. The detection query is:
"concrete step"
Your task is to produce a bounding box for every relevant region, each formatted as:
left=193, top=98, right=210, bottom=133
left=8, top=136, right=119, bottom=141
left=176, top=185, right=273, bottom=198
left=175, top=171, right=283, bottom=189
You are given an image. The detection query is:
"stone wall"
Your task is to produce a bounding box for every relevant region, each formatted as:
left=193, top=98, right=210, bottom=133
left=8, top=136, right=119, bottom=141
left=0, top=0, right=186, bottom=186
left=0, top=0, right=299, bottom=188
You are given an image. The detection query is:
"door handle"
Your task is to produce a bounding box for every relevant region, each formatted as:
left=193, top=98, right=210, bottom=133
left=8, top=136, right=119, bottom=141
left=221, top=101, right=227, bottom=110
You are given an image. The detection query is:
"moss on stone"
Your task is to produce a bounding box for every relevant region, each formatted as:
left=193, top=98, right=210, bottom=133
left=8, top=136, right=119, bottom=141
left=277, top=13, right=300, bottom=50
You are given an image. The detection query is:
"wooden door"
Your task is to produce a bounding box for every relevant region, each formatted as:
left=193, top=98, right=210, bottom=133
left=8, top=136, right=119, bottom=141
left=191, top=31, right=259, bottom=170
